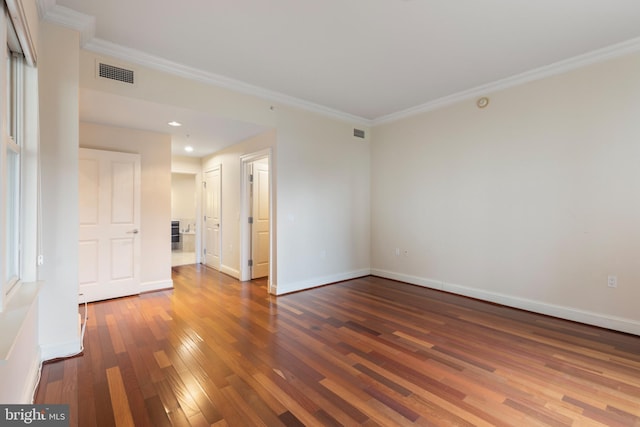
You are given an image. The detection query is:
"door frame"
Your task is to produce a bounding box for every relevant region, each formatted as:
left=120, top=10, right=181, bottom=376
left=240, top=149, right=273, bottom=286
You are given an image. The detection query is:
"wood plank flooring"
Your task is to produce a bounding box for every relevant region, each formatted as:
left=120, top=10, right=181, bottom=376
left=35, top=265, right=640, bottom=426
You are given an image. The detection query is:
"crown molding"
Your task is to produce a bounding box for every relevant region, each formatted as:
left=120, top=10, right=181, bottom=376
left=37, top=0, right=95, bottom=45
left=37, top=2, right=369, bottom=126
left=84, top=38, right=371, bottom=127
left=36, top=1, right=640, bottom=128
left=374, top=36, right=640, bottom=125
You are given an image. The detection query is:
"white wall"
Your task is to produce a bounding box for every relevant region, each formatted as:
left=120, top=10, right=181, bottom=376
left=275, top=107, right=371, bottom=294
left=37, top=21, right=82, bottom=360
left=80, top=122, right=173, bottom=293
left=371, top=52, right=640, bottom=334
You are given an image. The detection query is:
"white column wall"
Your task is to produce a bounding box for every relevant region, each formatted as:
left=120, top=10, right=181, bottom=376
left=38, top=22, right=81, bottom=359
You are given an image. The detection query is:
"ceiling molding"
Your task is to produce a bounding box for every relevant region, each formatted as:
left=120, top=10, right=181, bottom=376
left=37, top=2, right=370, bottom=127
left=38, top=1, right=640, bottom=128
left=374, top=36, right=640, bottom=125
left=84, top=38, right=372, bottom=127
left=37, top=0, right=95, bottom=45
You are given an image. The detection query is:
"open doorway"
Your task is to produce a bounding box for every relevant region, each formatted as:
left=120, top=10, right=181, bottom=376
left=240, top=149, right=272, bottom=283
left=171, top=172, right=197, bottom=266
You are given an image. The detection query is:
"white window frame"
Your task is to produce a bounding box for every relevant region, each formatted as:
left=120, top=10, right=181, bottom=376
left=5, top=51, right=23, bottom=289
left=1, top=1, right=36, bottom=312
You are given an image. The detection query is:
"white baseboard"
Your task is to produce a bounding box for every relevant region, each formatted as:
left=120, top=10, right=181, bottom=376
left=140, top=279, right=173, bottom=294
left=276, top=269, right=371, bottom=295
left=371, top=268, right=640, bottom=336
left=370, top=269, right=445, bottom=291
left=220, top=264, right=240, bottom=279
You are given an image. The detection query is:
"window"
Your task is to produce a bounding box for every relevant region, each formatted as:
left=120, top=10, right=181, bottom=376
left=4, top=48, right=21, bottom=289
left=1, top=2, right=30, bottom=310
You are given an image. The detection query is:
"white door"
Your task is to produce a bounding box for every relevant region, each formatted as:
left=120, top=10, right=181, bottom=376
left=251, top=160, right=270, bottom=279
left=204, top=166, right=221, bottom=270
left=79, top=148, right=141, bottom=303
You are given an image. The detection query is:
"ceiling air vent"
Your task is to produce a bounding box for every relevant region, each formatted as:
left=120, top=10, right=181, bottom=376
left=98, top=62, right=135, bottom=84
left=353, top=128, right=365, bottom=139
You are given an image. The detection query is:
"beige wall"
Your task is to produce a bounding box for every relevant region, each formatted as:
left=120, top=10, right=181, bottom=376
left=80, top=122, right=173, bottom=292
left=275, top=107, right=371, bottom=293
left=172, top=173, right=197, bottom=223
left=172, top=155, right=202, bottom=174
left=371, top=52, right=640, bottom=334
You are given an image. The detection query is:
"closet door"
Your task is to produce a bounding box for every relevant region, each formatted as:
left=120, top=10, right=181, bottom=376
left=79, top=148, right=141, bottom=302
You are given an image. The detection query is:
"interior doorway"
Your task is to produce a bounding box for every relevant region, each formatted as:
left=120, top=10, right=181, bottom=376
left=171, top=172, right=197, bottom=266
left=240, top=149, right=272, bottom=284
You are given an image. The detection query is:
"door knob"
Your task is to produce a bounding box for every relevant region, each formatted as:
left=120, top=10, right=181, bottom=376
left=127, top=229, right=139, bottom=234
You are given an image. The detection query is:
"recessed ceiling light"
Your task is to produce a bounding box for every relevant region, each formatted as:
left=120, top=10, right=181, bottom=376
left=185, top=146, right=194, bottom=153
left=168, top=121, right=182, bottom=127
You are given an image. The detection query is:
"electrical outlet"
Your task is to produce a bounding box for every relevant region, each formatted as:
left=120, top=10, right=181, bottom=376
left=607, top=275, right=617, bottom=288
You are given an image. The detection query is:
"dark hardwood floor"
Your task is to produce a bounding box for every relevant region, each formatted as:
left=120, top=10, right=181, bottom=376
left=35, top=265, right=640, bottom=426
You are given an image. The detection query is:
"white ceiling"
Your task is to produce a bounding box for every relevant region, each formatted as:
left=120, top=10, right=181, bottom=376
left=42, top=0, right=640, bottom=155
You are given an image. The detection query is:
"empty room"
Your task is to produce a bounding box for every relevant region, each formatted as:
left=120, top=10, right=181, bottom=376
left=2, top=0, right=640, bottom=425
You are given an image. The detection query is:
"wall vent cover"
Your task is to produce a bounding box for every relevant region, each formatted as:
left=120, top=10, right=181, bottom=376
left=353, top=128, right=365, bottom=139
left=98, top=62, right=135, bottom=84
